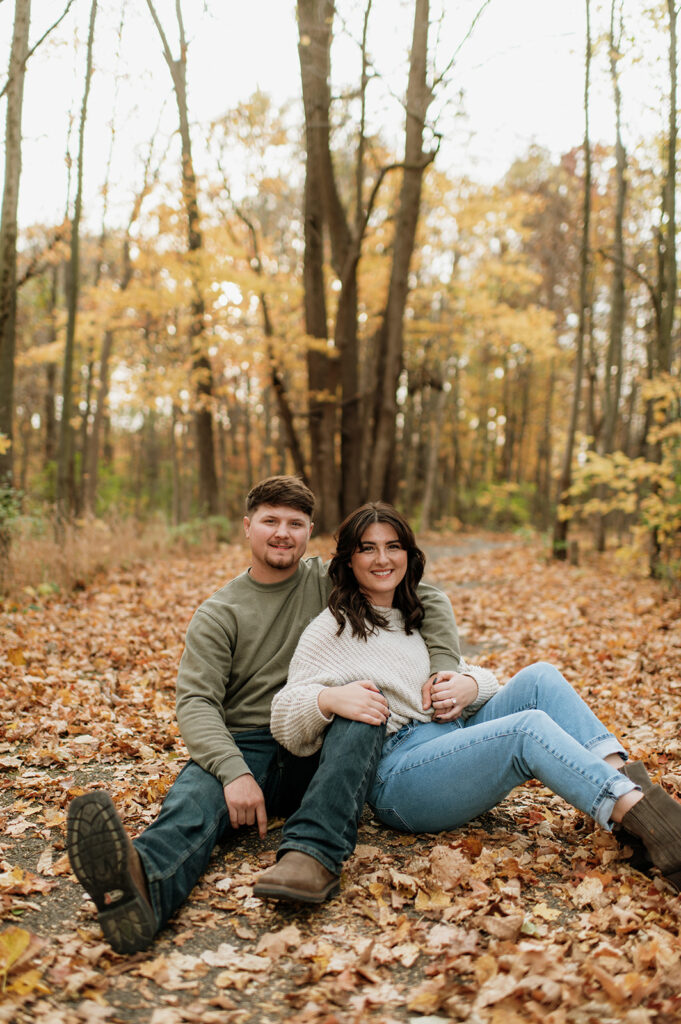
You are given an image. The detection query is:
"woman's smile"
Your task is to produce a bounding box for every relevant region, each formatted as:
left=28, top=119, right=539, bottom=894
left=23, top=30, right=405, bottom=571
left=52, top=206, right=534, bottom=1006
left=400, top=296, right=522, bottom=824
left=349, top=523, right=408, bottom=606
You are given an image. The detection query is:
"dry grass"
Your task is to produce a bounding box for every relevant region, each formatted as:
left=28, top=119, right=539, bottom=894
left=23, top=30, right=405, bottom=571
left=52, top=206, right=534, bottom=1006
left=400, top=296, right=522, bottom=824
left=0, top=514, right=239, bottom=602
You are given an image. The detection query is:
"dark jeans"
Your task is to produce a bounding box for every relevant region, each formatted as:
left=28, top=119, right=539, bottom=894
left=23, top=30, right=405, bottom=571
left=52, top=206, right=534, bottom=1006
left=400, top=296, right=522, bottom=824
left=133, top=716, right=385, bottom=931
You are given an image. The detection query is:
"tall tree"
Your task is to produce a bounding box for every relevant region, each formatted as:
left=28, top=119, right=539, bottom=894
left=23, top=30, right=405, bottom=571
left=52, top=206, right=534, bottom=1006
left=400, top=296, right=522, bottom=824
left=145, top=0, right=219, bottom=515
left=649, top=0, right=678, bottom=575
left=297, top=0, right=437, bottom=522
left=658, top=0, right=678, bottom=378
left=594, top=0, right=628, bottom=552
left=0, top=0, right=31, bottom=491
left=56, top=0, right=98, bottom=523
left=553, top=0, right=593, bottom=559
left=85, top=155, right=161, bottom=514
left=602, top=0, right=627, bottom=456
left=297, top=0, right=343, bottom=529
left=367, top=0, right=434, bottom=501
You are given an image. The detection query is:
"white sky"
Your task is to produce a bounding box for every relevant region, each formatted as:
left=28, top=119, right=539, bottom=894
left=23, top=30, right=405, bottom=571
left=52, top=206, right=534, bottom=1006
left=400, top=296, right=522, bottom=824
left=0, top=0, right=669, bottom=231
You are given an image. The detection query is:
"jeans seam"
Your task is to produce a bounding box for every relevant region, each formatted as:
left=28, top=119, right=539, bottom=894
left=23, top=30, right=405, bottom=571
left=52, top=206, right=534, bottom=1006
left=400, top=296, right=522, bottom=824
left=338, top=726, right=384, bottom=860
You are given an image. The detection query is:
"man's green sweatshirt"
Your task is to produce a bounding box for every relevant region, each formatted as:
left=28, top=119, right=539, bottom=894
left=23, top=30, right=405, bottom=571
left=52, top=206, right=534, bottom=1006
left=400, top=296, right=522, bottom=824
left=175, top=556, right=462, bottom=787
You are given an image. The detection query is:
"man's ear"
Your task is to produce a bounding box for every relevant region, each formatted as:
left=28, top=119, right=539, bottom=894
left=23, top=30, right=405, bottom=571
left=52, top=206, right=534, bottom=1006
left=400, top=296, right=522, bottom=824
left=308, top=521, right=314, bottom=537
left=243, top=515, right=251, bottom=537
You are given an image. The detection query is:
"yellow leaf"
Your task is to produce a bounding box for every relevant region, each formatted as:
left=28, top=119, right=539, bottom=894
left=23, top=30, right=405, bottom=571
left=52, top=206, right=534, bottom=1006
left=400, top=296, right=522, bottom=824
left=414, top=887, right=451, bottom=910
left=6, top=968, right=50, bottom=997
left=0, top=926, right=31, bottom=980
left=6, top=649, right=25, bottom=667
left=532, top=901, right=561, bottom=921
left=407, top=979, right=445, bottom=1013
left=0, top=435, right=11, bottom=455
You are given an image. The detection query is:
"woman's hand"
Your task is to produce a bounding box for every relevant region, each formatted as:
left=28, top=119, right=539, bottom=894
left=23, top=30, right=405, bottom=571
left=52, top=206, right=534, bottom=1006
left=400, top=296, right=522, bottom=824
left=318, top=680, right=389, bottom=726
left=422, top=671, right=479, bottom=721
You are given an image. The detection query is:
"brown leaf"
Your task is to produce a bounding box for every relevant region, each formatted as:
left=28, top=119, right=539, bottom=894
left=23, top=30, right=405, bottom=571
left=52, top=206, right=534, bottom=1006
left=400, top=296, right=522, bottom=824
left=428, top=845, right=469, bottom=890
left=255, top=924, right=302, bottom=959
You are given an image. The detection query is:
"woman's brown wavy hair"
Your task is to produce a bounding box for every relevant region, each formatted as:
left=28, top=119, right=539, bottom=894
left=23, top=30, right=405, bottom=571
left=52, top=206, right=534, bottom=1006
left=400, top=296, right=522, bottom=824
left=328, top=502, right=426, bottom=640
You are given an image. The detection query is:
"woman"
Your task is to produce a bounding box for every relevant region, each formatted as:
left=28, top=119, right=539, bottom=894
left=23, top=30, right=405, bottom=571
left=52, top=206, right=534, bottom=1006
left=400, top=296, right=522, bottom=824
left=271, top=502, right=681, bottom=891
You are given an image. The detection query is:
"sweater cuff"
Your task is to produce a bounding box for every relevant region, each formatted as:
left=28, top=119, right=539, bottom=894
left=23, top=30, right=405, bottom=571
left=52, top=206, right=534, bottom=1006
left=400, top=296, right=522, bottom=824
left=215, top=753, right=253, bottom=788
left=461, top=662, right=499, bottom=715
left=298, top=685, right=334, bottom=733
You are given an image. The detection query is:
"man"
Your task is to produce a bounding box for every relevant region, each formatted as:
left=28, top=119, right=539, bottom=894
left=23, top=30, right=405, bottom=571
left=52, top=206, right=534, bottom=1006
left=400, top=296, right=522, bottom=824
left=67, top=476, right=461, bottom=954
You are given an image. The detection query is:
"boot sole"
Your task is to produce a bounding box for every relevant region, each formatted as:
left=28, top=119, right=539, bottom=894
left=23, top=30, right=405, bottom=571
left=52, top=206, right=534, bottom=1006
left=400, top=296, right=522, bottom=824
left=253, top=877, right=340, bottom=904
left=67, top=792, right=156, bottom=954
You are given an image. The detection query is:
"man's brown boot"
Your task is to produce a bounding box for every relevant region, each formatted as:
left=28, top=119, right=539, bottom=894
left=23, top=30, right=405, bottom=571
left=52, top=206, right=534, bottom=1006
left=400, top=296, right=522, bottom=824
left=253, top=851, right=340, bottom=904
left=620, top=785, right=681, bottom=891
left=67, top=791, right=156, bottom=954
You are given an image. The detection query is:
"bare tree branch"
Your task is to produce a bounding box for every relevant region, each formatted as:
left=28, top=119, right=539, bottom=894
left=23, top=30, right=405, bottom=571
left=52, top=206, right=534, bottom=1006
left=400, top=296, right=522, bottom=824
left=0, top=0, right=77, bottom=101
left=144, top=0, right=176, bottom=75
left=433, top=0, right=493, bottom=88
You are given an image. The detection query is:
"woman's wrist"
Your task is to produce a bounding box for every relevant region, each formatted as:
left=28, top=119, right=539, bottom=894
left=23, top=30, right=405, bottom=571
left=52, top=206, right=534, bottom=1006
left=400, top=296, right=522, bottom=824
left=317, top=688, right=334, bottom=718
left=462, top=673, right=479, bottom=701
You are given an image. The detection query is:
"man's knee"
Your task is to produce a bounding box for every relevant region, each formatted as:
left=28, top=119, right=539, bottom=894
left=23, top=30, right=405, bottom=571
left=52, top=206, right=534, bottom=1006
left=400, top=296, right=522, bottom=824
left=325, top=715, right=385, bottom=752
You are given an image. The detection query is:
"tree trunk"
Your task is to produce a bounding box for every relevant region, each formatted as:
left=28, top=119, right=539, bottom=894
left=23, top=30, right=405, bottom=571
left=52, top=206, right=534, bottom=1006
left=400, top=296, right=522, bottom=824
left=0, top=0, right=31, bottom=492
left=553, top=0, right=592, bottom=559
left=595, top=0, right=628, bottom=552
left=420, top=379, right=447, bottom=531
left=297, top=0, right=340, bottom=531
left=368, top=0, right=433, bottom=500
left=223, top=194, right=309, bottom=483
left=44, top=265, right=59, bottom=467
left=658, top=0, right=677, bottom=378
left=603, top=0, right=627, bottom=453
left=145, top=0, right=219, bottom=516
left=534, top=357, right=555, bottom=529
left=649, top=0, right=678, bottom=576
left=56, top=0, right=97, bottom=525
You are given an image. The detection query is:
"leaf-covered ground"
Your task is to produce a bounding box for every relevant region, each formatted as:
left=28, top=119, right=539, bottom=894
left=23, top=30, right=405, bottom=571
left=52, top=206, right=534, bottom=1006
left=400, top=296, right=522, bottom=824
left=1, top=533, right=681, bottom=1024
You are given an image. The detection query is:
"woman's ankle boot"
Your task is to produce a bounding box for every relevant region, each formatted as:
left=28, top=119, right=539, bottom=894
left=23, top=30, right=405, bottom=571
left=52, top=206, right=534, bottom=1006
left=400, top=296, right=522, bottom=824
left=620, top=785, right=681, bottom=891
left=613, top=762, right=653, bottom=870
left=619, top=761, right=653, bottom=791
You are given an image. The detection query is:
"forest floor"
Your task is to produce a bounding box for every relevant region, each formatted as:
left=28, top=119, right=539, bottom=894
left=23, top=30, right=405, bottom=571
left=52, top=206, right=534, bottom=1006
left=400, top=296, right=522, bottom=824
left=1, top=531, right=681, bottom=1024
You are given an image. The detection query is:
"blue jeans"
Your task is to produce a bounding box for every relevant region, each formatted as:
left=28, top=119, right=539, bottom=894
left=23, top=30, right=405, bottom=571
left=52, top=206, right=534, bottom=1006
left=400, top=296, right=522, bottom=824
left=134, top=715, right=384, bottom=930
left=369, top=662, right=636, bottom=833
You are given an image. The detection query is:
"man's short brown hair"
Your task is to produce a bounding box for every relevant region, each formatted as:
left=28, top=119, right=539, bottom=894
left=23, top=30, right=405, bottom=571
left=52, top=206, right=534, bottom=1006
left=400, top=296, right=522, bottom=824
left=245, top=476, right=315, bottom=518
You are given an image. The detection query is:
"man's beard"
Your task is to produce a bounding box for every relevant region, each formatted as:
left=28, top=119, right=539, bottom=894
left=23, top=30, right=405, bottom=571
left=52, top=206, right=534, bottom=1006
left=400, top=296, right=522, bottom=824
left=264, top=546, right=297, bottom=569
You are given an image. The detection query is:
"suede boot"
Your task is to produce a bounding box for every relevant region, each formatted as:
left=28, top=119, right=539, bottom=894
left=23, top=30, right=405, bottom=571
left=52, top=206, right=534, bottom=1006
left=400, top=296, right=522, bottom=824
left=613, top=761, right=653, bottom=871
left=619, top=760, right=653, bottom=791
left=620, top=785, right=681, bottom=891
left=253, top=851, right=340, bottom=904
left=67, top=791, right=156, bottom=954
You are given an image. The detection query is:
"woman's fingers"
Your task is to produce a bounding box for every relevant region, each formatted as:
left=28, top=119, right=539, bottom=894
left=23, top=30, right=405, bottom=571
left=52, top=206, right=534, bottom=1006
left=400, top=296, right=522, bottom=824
left=333, top=681, right=389, bottom=723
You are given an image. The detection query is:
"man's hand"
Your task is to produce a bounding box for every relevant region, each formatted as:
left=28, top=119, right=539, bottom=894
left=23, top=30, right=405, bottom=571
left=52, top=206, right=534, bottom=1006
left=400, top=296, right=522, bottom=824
left=422, top=671, right=479, bottom=721
left=318, top=680, right=389, bottom=726
left=223, top=774, right=268, bottom=839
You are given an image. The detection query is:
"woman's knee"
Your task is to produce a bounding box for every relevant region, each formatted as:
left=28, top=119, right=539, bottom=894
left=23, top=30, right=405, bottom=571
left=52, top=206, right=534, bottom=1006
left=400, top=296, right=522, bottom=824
left=511, top=661, right=569, bottom=696
left=517, top=707, right=554, bottom=733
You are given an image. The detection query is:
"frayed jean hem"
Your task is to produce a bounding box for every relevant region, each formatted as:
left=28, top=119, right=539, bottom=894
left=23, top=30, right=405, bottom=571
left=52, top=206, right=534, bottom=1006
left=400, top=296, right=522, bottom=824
left=586, top=735, right=627, bottom=762
left=593, top=777, right=638, bottom=829
left=276, top=841, right=340, bottom=876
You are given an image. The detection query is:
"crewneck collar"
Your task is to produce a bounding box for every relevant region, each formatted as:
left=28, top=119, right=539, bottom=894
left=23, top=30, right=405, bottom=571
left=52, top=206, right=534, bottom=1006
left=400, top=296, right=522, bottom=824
left=370, top=604, right=404, bottom=620
left=245, top=561, right=305, bottom=591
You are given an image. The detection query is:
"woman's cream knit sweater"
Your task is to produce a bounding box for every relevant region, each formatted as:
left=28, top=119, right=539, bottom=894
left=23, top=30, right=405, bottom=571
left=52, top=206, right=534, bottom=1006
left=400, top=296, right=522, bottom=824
left=270, top=607, right=500, bottom=757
